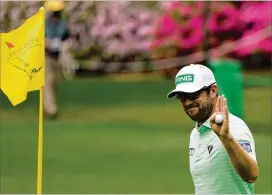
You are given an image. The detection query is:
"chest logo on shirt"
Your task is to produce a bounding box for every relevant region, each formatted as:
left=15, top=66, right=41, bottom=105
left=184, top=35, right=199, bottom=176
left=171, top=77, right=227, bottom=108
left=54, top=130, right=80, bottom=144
left=189, top=148, right=195, bottom=156
left=207, top=145, right=213, bottom=154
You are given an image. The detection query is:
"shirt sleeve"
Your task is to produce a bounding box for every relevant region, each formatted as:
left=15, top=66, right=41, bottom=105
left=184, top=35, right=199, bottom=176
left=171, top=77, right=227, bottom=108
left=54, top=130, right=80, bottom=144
left=230, top=121, right=257, bottom=161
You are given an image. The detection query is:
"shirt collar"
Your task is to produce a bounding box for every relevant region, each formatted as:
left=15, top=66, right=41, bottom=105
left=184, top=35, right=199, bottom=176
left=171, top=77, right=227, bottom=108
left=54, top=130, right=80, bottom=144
left=195, top=117, right=212, bottom=134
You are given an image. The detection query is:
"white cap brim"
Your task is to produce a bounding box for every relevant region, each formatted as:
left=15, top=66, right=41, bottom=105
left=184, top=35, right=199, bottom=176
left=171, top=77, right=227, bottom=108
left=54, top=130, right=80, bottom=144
left=167, top=85, right=203, bottom=98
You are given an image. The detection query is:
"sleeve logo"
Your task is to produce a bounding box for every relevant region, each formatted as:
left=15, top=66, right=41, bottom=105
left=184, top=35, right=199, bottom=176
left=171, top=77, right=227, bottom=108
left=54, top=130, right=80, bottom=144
left=238, top=141, right=252, bottom=153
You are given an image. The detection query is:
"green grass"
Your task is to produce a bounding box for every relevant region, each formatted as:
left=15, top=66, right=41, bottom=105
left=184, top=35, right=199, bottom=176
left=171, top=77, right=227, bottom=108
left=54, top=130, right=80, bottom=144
left=0, top=78, right=271, bottom=193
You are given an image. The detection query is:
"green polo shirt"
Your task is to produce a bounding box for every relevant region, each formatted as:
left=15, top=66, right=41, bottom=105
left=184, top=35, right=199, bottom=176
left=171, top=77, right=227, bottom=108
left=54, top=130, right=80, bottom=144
left=189, top=113, right=257, bottom=194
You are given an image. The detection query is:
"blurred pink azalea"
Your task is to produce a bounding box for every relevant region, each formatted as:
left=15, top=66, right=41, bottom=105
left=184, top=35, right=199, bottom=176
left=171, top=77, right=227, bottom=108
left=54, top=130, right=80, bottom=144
left=208, top=5, right=239, bottom=33
left=157, top=14, right=179, bottom=37
left=258, top=39, right=272, bottom=53
left=138, top=26, right=153, bottom=37
left=179, top=16, right=203, bottom=49
left=236, top=31, right=258, bottom=57
left=103, top=26, right=119, bottom=38
left=167, top=2, right=183, bottom=11
left=194, top=1, right=204, bottom=12
left=240, top=2, right=272, bottom=24
left=135, top=40, right=152, bottom=51
left=138, top=11, right=154, bottom=22
left=177, top=4, right=192, bottom=16
left=150, top=39, right=166, bottom=49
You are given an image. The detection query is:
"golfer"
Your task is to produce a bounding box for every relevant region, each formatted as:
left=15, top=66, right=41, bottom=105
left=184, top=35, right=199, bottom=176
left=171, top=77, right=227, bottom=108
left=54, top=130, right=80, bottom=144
left=167, top=64, right=258, bottom=194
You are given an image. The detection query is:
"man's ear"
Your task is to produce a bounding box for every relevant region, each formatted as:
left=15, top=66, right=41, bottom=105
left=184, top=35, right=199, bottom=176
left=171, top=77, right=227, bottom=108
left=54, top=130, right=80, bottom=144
left=210, top=84, right=218, bottom=98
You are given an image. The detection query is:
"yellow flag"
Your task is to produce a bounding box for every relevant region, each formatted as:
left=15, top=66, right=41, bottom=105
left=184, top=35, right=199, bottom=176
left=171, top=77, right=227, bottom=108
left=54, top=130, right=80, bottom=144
left=0, top=8, right=45, bottom=106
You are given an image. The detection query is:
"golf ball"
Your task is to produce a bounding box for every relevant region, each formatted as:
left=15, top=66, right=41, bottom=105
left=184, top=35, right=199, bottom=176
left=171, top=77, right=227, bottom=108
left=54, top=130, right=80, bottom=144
left=215, top=114, right=224, bottom=124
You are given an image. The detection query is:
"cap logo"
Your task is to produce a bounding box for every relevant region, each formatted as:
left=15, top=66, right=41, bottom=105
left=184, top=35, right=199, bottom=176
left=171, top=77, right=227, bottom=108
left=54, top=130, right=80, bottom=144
left=175, top=74, right=194, bottom=85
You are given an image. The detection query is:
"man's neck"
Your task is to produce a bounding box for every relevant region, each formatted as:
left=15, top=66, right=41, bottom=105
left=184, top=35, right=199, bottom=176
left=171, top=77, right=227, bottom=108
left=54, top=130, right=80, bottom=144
left=197, top=110, right=216, bottom=127
left=197, top=115, right=210, bottom=127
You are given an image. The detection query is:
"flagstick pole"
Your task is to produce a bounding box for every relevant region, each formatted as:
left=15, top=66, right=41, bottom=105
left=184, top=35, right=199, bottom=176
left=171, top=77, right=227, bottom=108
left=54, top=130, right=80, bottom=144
left=37, top=7, right=45, bottom=195
left=37, top=87, right=44, bottom=194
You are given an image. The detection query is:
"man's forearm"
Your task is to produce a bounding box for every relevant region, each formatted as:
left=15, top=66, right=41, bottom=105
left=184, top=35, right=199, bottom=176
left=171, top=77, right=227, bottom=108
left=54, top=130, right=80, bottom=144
left=220, top=134, right=258, bottom=183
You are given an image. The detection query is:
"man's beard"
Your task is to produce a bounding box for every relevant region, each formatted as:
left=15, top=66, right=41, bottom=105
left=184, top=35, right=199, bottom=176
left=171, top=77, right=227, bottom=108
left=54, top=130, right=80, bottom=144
left=184, top=99, right=214, bottom=123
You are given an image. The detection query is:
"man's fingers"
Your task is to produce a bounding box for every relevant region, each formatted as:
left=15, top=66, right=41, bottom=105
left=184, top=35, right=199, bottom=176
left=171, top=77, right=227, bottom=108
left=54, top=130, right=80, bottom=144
left=224, top=97, right=229, bottom=121
left=219, top=95, right=226, bottom=112
left=222, top=95, right=225, bottom=112
left=222, top=96, right=226, bottom=113
left=210, top=112, right=216, bottom=123
left=216, top=96, right=220, bottom=112
left=219, top=96, right=223, bottom=112
left=212, top=96, right=228, bottom=125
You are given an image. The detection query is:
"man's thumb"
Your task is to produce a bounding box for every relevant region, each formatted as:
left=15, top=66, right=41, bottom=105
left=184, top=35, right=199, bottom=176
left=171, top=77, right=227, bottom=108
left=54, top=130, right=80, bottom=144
left=210, top=113, right=216, bottom=124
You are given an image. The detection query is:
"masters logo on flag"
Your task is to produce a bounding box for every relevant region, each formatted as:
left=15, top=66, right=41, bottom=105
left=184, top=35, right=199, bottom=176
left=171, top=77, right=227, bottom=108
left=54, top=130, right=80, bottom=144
left=0, top=8, right=45, bottom=106
left=175, top=74, right=194, bottom=85
left=6, top=37, right=43, bottom=80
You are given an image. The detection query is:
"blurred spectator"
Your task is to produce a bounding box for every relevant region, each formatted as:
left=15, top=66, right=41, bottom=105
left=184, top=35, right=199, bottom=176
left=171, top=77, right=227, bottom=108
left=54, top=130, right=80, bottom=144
left=44, top=0, right=78, bottom=119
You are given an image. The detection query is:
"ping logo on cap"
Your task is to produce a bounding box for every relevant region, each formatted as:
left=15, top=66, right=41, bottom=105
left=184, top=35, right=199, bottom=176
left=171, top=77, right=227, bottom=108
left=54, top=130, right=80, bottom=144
left=175, top=74, right=194, bottom=85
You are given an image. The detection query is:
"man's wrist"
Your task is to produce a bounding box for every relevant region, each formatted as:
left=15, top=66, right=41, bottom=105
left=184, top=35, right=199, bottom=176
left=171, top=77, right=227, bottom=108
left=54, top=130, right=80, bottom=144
left=219, top=133, right=233, bottom=143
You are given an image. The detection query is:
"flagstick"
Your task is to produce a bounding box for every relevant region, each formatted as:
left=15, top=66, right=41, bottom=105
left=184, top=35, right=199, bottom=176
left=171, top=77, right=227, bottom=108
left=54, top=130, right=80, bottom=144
left=37, top=87, right=44, bottom=194
left=37, top=7, right=45, bottom=195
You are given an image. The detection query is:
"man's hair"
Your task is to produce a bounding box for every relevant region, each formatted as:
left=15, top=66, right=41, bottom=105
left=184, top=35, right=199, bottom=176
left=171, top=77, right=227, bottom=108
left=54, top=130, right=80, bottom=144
left=206, top=83, right=218, bottom=97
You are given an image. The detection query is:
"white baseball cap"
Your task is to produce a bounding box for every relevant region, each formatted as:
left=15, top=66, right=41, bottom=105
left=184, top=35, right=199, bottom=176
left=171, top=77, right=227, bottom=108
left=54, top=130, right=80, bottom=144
left=167, top=64, right=216, bottom=98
